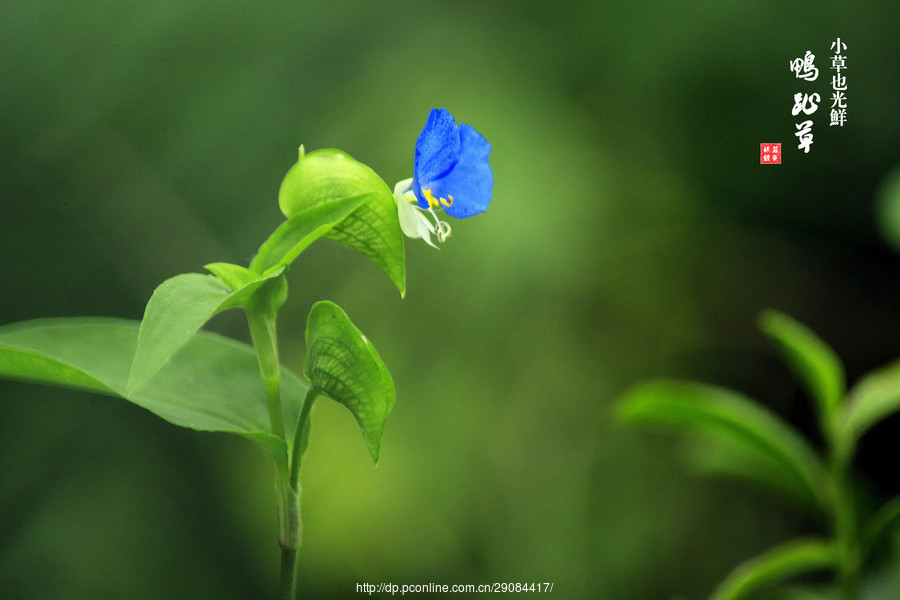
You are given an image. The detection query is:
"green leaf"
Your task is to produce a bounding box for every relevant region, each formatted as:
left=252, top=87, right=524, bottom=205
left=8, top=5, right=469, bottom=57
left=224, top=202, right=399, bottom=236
left=759, top=310, right=845, bottom=433
left=204, top=261, right=260, bottom=291
left=863, top=494, right=900, bottom=552
left=304, top=301, right=395, bottom=464
left=618, top=381, right=831, bottom=513
left=0, top=318, right=308, bottom=465
left=278, top=148, right=405, bottom=296
left=709, top=538, right=837, bottom=600
left=203, top=262, right=288, bottom=314
left=875, top=165, right=900, bottom=253
left=250, top=193, right=371, bottom=275
left=842, top=358, right=900, bottom=446
left=679, top=435, right=820, bottom=514
left=128, top=268, right=284, bottom=393
left=748, top=585, right=833, bottom=600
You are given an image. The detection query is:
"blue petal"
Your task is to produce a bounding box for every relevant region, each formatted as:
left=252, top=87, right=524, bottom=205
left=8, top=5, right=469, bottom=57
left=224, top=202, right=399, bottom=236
left=413, top=108, right=459, bottom=207
left=427, top=123, right=493, bottom=218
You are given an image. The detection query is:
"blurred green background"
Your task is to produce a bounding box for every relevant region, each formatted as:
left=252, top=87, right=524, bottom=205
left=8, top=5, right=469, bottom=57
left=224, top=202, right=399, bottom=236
left=2, top=1, right=900, bottom=598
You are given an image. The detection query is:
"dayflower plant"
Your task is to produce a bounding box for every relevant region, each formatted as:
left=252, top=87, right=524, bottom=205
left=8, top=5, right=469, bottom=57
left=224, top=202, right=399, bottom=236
left=394, top=108, right=493, bottom=247
left=0, top=108, right=495, bottom=599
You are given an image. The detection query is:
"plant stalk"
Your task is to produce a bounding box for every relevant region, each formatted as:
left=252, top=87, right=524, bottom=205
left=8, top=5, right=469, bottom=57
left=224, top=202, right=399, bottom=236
left=247, top=304, right=301, bottom=597
left=276, top=387, right=319, bottom=599
left=830, top=435, right=861, bottom=600
left=247, top=311, right=286, bottom=441
left=290, top=388, right=319, bottom=491
left=277, top=473, right=302, bottom=600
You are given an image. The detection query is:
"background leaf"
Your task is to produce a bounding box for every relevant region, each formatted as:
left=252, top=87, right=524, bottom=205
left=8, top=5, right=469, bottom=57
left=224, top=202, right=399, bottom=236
left=304, top=301, right=395, bottom=464
left=842, top=359, right=900, bottom=446
left=863, top=494, right=900, bottom=553
left=278, top=149, right=406, bottom=296
left=759, top=310, right=845, bottom=435
left=0, top=318, right=307, bottom=461
left=618, top=381, right=831, bottom=513
left=709, top=538, right=837, bottom=600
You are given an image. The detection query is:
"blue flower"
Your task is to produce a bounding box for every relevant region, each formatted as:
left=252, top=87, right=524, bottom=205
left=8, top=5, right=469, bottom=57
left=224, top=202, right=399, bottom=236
left=413, top=108, right=493, bottom=218
left=394, top=108, right=493, bottom=246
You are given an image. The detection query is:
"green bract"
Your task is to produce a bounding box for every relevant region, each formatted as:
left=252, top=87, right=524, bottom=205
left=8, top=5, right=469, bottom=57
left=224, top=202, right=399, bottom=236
left=279, top=147, right=406, bottom=296
left=304, top=301, right=395, bottom=464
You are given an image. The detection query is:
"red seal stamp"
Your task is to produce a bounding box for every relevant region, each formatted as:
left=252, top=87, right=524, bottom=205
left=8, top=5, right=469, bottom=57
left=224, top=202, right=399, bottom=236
left=760, top=143, right=781, bottom=164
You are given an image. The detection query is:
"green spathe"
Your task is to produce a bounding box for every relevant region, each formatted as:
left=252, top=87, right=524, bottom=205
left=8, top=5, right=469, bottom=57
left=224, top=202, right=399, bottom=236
left=278, top=148, right=406, bottom=296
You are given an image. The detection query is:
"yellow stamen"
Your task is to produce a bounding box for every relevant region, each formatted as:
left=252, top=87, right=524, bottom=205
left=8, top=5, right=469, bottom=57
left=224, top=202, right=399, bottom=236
left=423, top=189, right=440, bottom=208
left=423, top=188, right=454, bottom=209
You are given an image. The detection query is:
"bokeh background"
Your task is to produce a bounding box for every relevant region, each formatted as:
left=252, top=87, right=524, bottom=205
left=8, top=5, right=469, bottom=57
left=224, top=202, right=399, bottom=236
left=2, top=1, right=900, bottom=598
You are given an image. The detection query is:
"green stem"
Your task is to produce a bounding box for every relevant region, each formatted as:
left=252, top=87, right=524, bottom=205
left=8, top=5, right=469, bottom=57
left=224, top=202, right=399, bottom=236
left=246, top=305, right=299, bottom=596
left=247, top=311, right=286, bottom=441
left=275, top=387, right=319, bottom=599
left=830, top=441, right=861, bottom=600
left=277, top=471, right=301, bottom=600
left=280, top=546, right=299, bottom=600
left=290, top=388, right=319, bottom=491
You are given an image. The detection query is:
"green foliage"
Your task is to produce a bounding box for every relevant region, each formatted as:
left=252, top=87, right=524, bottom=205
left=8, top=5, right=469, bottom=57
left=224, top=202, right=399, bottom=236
left=304, top=301, right=395, bottom=464
left=709, top=538, right=837, bottom=600
left=862, top=495, right=900, bottom=552
left=618, top=309, right=900, bottom=600
left=759, top=310, right=845, bottom=439
left=841, top=360, right=900, bottom=447
left=127, top=269, right=284, bottom=393
left=0, top=145, right=403, bottom=467
left=0, top=145, right=406, bottom=598
left=121, top=148, right=401, bottom=466
left=876, top=166, right=900, bottom=253
left=618, top=381, right=829, bottom=513
left=250, top=193, right=371, bottom=275
left=0, top=318, right=306, bottom=463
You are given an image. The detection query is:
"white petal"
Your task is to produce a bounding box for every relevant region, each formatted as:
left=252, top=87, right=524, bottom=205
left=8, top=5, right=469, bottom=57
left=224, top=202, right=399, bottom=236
left=394, top=179, right=438, bottom=248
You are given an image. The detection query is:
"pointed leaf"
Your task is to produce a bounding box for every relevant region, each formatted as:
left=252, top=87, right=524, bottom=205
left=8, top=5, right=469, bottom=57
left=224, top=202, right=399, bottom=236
left=709, top=538, right=837, bottom=600
left=128, top=268, right=284, bottom=393
left=759, top=310, right=845, bottom=429
left=679, top=435, right=821, bottom=514
left=0, top=318, right=308, bottom=463
left=842, top=358, right=900, bottom=445
left=204, top=261, right=260, bottom=291
left=250, top=193, right=371, bottom=275
left=304, top=301, right=395, bottom=463
left=278, top=148, right=405, bottom=296
left=618, top=381, right=830, bottom=513
left=863, top=494, right=900, bottom=552
left=203, top=262, right=288, bottom=314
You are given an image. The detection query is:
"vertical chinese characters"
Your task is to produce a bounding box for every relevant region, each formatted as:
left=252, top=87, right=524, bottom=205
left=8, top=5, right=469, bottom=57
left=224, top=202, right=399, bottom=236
left=789, top=49, right=819, bottom=153
left=830, top=38, right=848, bottom=126
left=789, top=51, right=819, bottom=81
left=779, top=39, right=847, bottom=159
